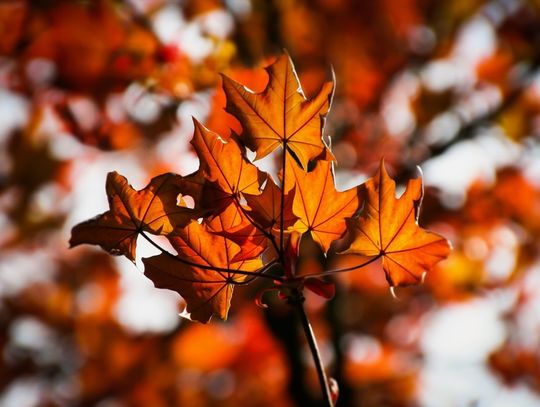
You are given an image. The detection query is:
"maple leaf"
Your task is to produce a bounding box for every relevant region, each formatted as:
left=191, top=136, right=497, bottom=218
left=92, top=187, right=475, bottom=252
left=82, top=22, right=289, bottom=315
left=214, top=222, right=269, bottom=262
left=285, top=158, right=360, bottom=253
left=222, top=54, right=334, bottom=169
left=342, top=161, right=451, bottom=287
left=190, top=119, right=265, bottom=213
left=218, top=176, right=298, bottom=261
left=70, top=172, right=195, bottom=262
left=143, top=212, right=263, bottom=323
left=244, top=176, right=296, bottom=231
left=208, top=202, right=271, bottom=262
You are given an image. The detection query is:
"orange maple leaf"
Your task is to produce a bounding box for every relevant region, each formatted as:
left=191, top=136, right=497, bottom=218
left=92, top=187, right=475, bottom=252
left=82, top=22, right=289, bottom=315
left=190, top=119, right=266, bottom=213
left=222, top=54, right=334, bottom=169
left=143, top=211, right=263, bottom=323
left=285, top=159, right=360, bottom=253
left=217, top=177, right=296, bottom=261
left=342, top=161, right=451, bottom=287
left=70, top=172, right=195, bottom=261
left=244, top=176, right=296, bottom=231
left=207, top=202, right=271, bottom=262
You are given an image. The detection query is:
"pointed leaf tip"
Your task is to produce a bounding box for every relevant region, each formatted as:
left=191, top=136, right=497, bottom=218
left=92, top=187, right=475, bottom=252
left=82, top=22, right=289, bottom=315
left=390, top=286, right=398, bottom=300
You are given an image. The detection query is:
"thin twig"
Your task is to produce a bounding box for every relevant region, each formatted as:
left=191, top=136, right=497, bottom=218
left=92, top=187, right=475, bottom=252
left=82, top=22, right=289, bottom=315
left=291, top=292, right=334, bottom=407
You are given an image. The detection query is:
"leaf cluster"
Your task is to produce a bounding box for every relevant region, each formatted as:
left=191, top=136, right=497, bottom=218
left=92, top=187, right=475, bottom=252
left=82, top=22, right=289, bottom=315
left=71, top=55, right=450, bottom=323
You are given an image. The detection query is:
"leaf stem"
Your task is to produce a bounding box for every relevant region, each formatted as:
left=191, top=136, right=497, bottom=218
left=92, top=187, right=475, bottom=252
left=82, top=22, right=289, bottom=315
left=279, top=142, right=287, bottom=260
left=290, top=291, right=334, bottom=407
left=139, top=231, right=284, bottom=282
left=304, top=254, right=382, bottom=278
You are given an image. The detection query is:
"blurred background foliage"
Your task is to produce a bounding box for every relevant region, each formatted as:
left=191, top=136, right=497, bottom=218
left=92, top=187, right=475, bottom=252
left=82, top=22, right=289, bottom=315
left=1, top=0, right=540, bottom=406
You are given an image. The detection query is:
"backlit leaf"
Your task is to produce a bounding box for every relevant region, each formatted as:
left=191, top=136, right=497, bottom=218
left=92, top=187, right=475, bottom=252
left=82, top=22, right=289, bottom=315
left=190, top=119, right=266, bottom=213
left=286, top=158, right=360, bottom=253
left=342, top=160, right=451, bottom=287
left=70, top=172, right=195, bottom=261
left=222, top=54, right=334, bottom=169
left=143, top=213, right=263, bottom=323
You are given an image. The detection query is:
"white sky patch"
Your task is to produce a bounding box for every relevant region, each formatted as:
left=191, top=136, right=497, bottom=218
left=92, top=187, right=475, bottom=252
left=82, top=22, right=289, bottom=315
left=177, top=91, right=212, bottom=125
left=152, top=5, right=186, bottom=44
left=422, top=129, right=521, bottom=198
left=341, top=334, right=382, bottom=364
left=484, top=226, right=519, bottom=282
left=153, top=5, right=231, bottom=63
left=0, top=89, right=29, bottom=141
left=420, top=298, right=506, bottom=364
left=423, top=85, right=501, bottom=146
left=521, top=141, right=540, bottom=186
left=200, top=10, right=235, bottom=40
left=452, top=16, right=496, bottom=66
left=416, top=289, right=531, bottom=404
left=421, top=16, right=495, bottom=93
left=482, top=386, right=540, bottom=407
left=421, top=60, right=465, bottom=92
left=176, top=23, right=213, bottom=63
left=114, top=235, right=180, bottom=334
left=246, top=148, right=279, bottom=182
left=382, top=72, right=419, bottom=136
left=127, top=0, right=163, bottom=14
left=65, top=152, right=146, bottom=229
left=0, top=249, right=56, bottom=298
left=42, top=109, right=88, bottom=161
left=106, top=93, right=126, bottom=123
left=515, top=263, right=540, bottom=348
left=418, top=362, right=509, bottom=407
left=156, top=126, right=200, bottom=175
left=454, top=85, right=502, bottom=124
left=123, top=83, right=163, bottom=124
left=67, top=97, right=100, bottom=132
left=30, top=183, right=70, bottom=222
left=155, top=91, right=213, bottom=174
left=225, top=0, right=252, bottom=19
left=418, top=362, right=497, bottom=407
left=25, top=58, right=56, bottom=87
left=8, top=317, right=64, bottom=366
left=423, top=112, right=461, bottom=146
left=0, top=379, right=45, bottom=407
left=334, top=169, right=367, bottom=191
